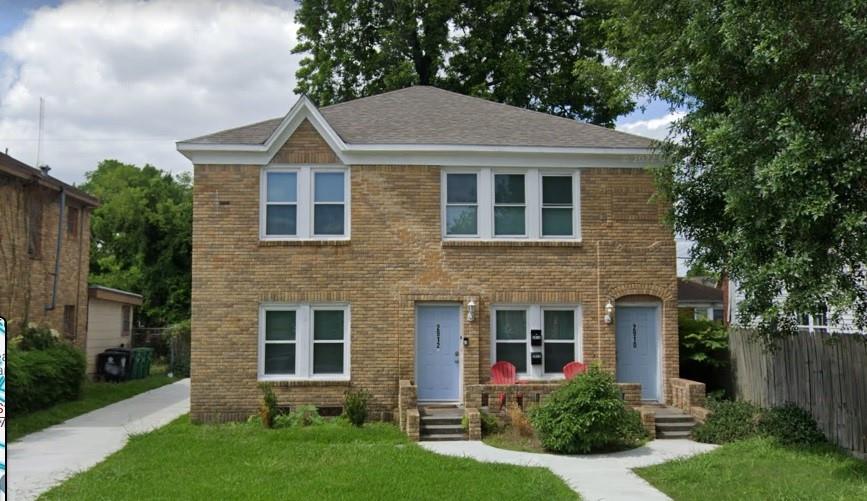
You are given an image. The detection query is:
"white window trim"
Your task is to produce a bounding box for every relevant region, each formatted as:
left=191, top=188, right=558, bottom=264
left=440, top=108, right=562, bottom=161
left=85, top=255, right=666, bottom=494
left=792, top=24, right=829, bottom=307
left=492, top=170, right=529, bottom=238
left=441, top=167, right=581, bottom=241
left=260, top=164, right=351, bottom=241
left=258, top=303, right=351, bottom=381
left=491, top=304, right=583, bottom=380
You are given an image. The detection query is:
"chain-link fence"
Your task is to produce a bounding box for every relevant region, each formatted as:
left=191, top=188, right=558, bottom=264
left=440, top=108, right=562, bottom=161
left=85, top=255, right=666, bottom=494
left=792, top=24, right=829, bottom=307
left=132, top=322, right=190, bottom=378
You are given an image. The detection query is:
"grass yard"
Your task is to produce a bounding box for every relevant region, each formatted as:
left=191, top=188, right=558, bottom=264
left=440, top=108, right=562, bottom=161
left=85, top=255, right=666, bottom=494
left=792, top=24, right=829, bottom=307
left=10, top=373, right=176, bottom=442
left=636, top=437, right=867, bottom=501
left=42, top=417, right=577, bottom=500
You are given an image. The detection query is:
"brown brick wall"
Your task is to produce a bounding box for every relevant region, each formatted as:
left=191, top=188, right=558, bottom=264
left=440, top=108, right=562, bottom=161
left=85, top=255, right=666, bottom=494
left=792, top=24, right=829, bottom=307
left=0, top=174, right=91, bottom=351
left=190, top=126, right=678, bottom=423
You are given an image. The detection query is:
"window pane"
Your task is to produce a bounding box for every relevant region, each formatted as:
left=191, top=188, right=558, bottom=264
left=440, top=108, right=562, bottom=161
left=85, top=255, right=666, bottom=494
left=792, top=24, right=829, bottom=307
left=544, top=310, right=574, bottom=340
left=712, top=309, right=724, bottom=322
left=542, top=176, right=572, bottom=205
left=314, top=310, right=344, bottom=340
left=267, top=172, right=297, bottom=202
left=496, top=343, right=527, bottom=373
left=266, top=205, right=297, bottom=235
left=313, top=343, right=344, bottom=374
left=314, top=205, right=344, bottom=235
left=542, top=208, right=572, bottom=236
left=494, top=207, right=525, bottom=235
left=265, top=344, right=295, bottom=374
left=266, top=311, right=296, bottom=340
left=447, top=174, right=477, bottom=203
left=695, top=309, right=708, bottom=320
left=314, top=172, right=344, bottom=202
left=446, top=206, right=477, bottom=235
left=494, top=174, right=525, bottom=203
left=544, top=343, right=573, bottom=373
left=496, top=310, right=526, bottom=340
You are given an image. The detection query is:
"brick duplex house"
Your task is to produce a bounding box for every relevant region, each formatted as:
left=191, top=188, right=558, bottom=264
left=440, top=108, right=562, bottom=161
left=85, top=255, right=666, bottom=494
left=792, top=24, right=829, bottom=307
left=178, top=86, right=680, bottom=425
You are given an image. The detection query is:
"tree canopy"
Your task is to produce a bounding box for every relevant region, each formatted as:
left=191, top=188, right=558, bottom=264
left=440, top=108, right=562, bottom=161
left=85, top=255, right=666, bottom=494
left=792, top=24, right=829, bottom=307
left=292, top=0, right=634, bottom=125
left=610, top=0, right=867, bottom=337
left=82, top=160, right=192, bottom=326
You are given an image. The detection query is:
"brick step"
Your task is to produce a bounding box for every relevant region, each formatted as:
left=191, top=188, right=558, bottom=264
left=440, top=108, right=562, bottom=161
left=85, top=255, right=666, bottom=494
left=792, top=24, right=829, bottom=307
left=655, top=421, right=696, bottom=432
left=655, top=415, right=696, bottom=424
left=420, top=433, right=467, bottom=441
left=657, top=429, right=692, bottom=439
left=421, top=424, right=464, bottom=435
left=420, top=416, right=463, bottom=426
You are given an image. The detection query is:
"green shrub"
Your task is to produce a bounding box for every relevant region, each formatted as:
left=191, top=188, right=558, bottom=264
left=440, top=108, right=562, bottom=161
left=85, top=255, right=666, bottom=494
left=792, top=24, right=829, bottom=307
left=678, top=317, right=728, bottom=369
left=274, top=405, right=325, bottom=428
left=258, top=383, right=278, bottom=428
left=692, top=399, right=760, bottom=444
left=19, top=325, right=59, bottom=351
left=529, top=365, right=646, bottom=454
left=758, top=403, right=826, bottom=446
left=8, top=342, right=86, bottom=414
left=343, top=388, right=371, bottom=427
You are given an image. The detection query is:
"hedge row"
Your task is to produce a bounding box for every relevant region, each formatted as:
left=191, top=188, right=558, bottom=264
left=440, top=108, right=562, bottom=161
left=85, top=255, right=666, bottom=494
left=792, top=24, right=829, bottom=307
left=8, top=343, right=86, bottom=414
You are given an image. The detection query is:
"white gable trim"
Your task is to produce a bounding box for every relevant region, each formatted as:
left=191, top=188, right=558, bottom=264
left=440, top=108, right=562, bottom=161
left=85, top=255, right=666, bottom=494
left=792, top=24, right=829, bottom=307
left=176, top=97, right=661, bottom=168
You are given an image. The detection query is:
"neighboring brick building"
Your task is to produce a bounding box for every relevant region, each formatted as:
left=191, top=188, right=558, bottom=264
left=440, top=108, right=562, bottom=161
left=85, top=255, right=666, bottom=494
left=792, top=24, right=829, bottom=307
left=178, top=86, right=679, bottom=424
left=0, top=152, right=98, bottom=350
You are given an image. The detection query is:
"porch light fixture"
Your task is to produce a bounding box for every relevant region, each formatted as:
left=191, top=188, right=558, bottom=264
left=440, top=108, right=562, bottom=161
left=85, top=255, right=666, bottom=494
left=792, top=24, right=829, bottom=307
left=467, top=300, right=477, bottom=322
left=604, top=301, right=614, bottom=324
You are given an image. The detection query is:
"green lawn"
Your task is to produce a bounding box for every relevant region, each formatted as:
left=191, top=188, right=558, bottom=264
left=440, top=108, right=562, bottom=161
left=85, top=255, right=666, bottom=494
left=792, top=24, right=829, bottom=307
left=636, top=437, right=867, bottom=501
left=42, top=417, right=577, bottom=500
left=10, top=373, right=176, bottom=442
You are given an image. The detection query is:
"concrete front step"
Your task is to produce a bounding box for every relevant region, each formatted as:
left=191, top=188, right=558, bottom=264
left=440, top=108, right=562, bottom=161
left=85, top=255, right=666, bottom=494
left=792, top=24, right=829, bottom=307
left=657, top=429, right=693, bottom=439
left=420, top=433, right=468, bottom=441
left=420, top=416, right=463, bottom=426
left=656, top=421, right=696, bottom=432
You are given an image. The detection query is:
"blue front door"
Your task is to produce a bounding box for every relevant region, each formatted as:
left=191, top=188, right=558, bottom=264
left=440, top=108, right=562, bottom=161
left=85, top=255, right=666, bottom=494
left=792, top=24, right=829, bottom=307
left=616, top=305, right=660, bottom=401
left=416, top=305, right=461, bottom=401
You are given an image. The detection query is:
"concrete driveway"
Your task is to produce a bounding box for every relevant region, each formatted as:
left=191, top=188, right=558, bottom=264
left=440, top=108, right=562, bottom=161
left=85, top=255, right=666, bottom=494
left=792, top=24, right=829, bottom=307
left=9, top=378, right=190, bottom=501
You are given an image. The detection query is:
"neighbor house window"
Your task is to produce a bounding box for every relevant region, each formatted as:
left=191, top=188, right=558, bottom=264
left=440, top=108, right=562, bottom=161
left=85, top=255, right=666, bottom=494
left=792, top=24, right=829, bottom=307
left=492, top=305, right=582, bottom=378
left=445, top=173, right=478, bottom=235
left=63, top=305, right=76, bottom=339
left=259, top=304, right=350, bottom=380
left=121, top=305, right=131, bottom=336
left=441, top=168, right=579, bottom=240
left=261, top=167, right=349, bottom=240
left=67, top=206, right=80, bottom=239
left=798, top=306, right=829, bottom=334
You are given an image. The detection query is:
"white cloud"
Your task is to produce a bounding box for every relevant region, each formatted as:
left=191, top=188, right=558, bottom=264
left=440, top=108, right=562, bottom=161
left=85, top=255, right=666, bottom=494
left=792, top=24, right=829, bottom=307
left=0, top=0, right=300, bottom=184
left=617, top=111, right=685, bottom=141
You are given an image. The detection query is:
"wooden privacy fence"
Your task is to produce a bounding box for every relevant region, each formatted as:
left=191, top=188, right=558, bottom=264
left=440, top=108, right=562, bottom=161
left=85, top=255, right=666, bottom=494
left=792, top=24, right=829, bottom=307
left=729, top=328, right=867, bottom=456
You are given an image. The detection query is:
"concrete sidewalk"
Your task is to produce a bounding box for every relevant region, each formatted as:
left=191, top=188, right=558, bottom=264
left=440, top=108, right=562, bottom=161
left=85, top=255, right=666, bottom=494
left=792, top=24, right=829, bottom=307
left=421, top=438, right=716, bottom=500
left=9, top=378, right=190, bottom=501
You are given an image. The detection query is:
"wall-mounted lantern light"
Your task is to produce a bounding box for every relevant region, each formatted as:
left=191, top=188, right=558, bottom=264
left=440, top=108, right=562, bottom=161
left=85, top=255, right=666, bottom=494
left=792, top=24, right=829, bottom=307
left=604, top=301, right=614, bottom=324
left=467, top=300, right=477, bottom=322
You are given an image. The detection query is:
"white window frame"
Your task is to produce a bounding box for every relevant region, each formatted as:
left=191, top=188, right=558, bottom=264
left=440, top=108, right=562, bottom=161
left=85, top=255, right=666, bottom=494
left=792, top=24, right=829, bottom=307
left=491, top=306, right=530, bottom=376
left=441, top=167, right=581, bottom=242
left=443, top=171, right=480, bottom=237
left=541, top=307, right=582, bottom=376
left=491, top=304, right=582, bottom=380
left=539, top=171, right=580, bottom=239
left=492, top=171, right=529, bottom=238
left=260, top=165, right=350, bottom=241
left=258, top=303, right=351, bottom=381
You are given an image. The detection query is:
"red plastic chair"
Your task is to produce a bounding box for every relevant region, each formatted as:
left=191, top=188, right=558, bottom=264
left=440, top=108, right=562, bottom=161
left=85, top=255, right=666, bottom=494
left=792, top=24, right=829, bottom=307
left=491, top=361, right=523, bottom=410
left=563, top=361, right=587, bottom=380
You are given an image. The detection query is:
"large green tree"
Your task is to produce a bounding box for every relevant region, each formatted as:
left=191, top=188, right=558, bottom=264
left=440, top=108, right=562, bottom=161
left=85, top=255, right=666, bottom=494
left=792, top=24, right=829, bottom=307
left=82, top=160, right=192, bottom=326
left=609, top=0, right=867, bottom=337
left=293, top=0, right=633, bottom=125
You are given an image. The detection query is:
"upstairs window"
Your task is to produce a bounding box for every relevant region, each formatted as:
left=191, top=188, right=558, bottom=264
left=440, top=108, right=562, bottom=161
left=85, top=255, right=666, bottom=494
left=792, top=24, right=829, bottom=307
left=261, top=166, right=349, bottom=240
left=442, top=168, right=580, bottom=240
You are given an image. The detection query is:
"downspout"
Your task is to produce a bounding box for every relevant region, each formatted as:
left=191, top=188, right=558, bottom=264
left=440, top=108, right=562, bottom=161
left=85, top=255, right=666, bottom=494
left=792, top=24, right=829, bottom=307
left=46, top=187, right=65, bottom=310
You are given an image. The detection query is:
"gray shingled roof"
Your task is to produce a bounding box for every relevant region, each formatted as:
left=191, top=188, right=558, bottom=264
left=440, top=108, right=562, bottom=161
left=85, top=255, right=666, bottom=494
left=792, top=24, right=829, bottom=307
left=182, top=86, right=652, bottom=149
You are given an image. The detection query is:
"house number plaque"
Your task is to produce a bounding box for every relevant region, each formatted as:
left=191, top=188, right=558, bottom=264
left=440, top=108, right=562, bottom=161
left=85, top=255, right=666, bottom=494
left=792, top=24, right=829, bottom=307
left=436, top=324, right=441, bottom=350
